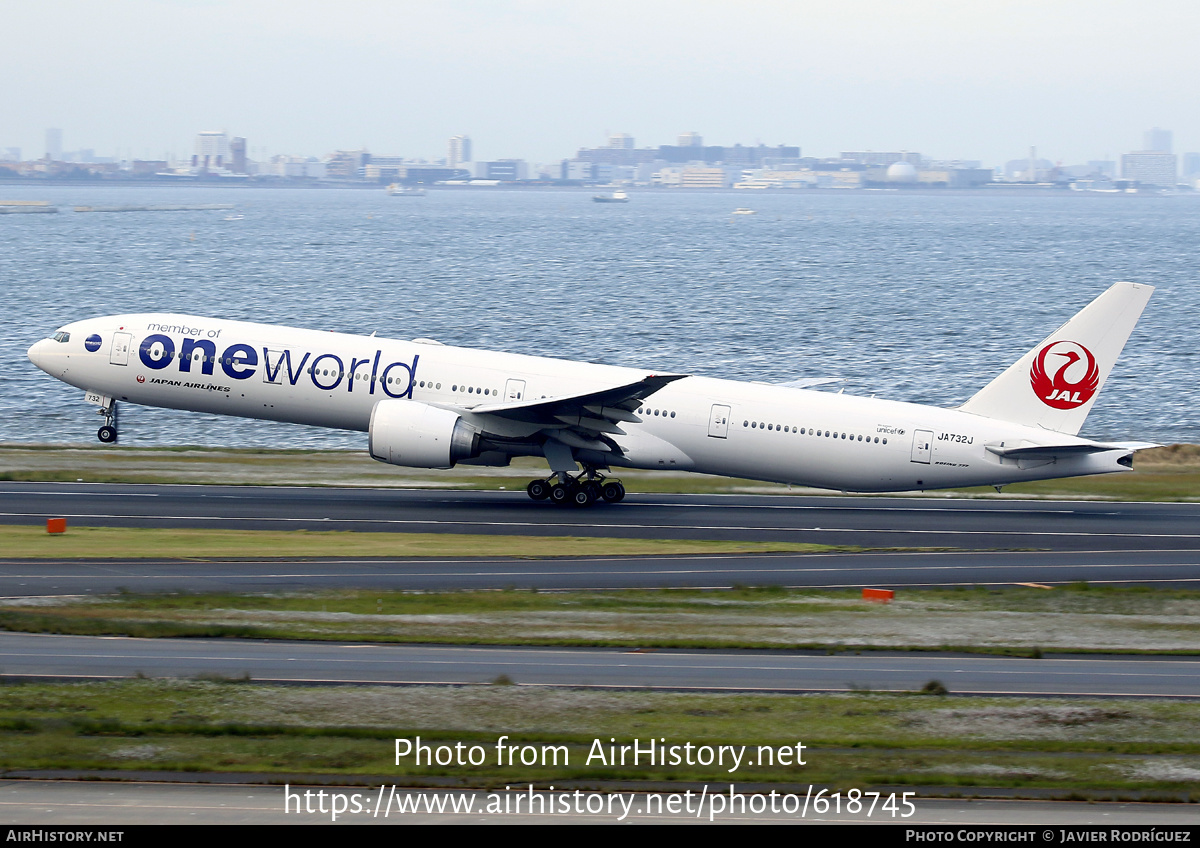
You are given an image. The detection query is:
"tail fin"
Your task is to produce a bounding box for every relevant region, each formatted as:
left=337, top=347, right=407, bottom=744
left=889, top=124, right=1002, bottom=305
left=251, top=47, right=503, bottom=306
left=958, top=282, right=1153, bottom=435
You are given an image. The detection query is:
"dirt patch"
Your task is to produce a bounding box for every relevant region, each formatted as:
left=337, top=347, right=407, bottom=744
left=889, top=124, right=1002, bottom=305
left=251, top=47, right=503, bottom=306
left=903, top=705, right=1143, bottom=741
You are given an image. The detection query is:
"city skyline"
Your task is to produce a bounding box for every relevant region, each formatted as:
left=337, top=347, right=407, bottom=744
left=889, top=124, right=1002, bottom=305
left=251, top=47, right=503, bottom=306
left=3, top=1, right=1199, bottom=169
left=2, top=124, right=1188, bottom=177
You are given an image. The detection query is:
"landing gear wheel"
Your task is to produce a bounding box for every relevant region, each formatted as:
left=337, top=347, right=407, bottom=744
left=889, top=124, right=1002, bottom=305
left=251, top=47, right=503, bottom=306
left=549, top=483, right=572, bottom=505
left=601, top=481, right=626, bottom=503
left=571, top=486, right=594, bottom=508
left=583, top=481, right=602, bottom=502
left=526, top=479, right=550, bottom=501
left=97, top=425, right=117, bottom=444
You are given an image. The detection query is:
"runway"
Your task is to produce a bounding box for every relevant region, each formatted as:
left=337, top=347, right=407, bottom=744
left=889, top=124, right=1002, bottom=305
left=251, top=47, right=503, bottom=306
left=1, top=483, right=1197, bottom=698
left=3, top=549, right=1200, bottom=596
left=1, top=482, right=1199, bottom=551
left=0, top=483, right=1197, bottom=595
left=3, top=632, right=1198, bottom=697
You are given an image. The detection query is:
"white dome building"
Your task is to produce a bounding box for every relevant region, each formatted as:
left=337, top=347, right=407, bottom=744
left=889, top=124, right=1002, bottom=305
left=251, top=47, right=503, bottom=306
left=886, top=161, right=918, bottom=183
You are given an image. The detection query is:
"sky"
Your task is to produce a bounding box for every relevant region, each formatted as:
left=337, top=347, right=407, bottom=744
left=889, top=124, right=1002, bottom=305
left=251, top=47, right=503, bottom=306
left=4, top=0, right=1199, bottom=167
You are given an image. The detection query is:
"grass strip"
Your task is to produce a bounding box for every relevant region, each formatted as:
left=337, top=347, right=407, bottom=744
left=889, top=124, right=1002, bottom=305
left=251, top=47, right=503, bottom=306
left=0, top=679, right=1197, bottom=795
left=5, top=585, right=1199, bottom=656
left=0, top=525, right=849, bottom=560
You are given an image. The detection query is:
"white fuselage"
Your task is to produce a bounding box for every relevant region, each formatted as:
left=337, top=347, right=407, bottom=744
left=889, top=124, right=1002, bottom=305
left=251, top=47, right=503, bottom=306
left=28, top=313, right=1133, bottom=492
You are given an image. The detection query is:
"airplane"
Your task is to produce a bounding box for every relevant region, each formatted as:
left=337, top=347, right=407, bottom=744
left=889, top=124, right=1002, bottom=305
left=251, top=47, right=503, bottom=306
left=27, top=281, right=1155, bottom=507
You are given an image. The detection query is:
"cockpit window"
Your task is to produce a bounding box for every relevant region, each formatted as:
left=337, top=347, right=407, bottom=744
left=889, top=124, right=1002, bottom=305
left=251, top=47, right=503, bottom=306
left=52, top=332, right=70, bottom=343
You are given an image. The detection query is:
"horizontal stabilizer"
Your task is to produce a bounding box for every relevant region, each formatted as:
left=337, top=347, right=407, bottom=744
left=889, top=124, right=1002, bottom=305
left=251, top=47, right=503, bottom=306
left=986, top=440, right=1160, bottom=460
left=775, top=377, right=844, bottom=390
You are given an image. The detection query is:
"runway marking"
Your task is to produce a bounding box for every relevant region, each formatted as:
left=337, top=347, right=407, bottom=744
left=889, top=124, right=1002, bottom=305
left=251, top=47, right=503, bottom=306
left=4, top=631, right=1198, bottom=666
left=1, top=648, right=1195, bottom=676
left=640, top=500, right=1095, bottom=515
left=3, top=633, right=1196, bottom=696
left=2, top=489, right=1107, bottom=515
left=1, top=546, right=1199, bottom=564
left=2, top=511, right=1198, bottom=540
left=0, top=491, right=160, bottom=497
left=2, top=563, right=1200, bottom=585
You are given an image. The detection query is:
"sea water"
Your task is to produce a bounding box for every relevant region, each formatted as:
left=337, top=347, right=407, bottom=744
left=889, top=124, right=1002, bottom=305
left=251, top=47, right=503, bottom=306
left=1, top=185, right=1196, bottom=448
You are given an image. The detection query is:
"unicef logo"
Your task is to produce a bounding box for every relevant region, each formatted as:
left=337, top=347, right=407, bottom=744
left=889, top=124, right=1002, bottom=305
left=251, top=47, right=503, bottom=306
left=84, top=334, right=103, bottom=352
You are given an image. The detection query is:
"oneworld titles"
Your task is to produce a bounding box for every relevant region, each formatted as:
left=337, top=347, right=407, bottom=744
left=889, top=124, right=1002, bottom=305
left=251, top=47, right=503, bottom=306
left=396, top=736, right=807, bottom=774
left=133, top=329, right=419, bottom=398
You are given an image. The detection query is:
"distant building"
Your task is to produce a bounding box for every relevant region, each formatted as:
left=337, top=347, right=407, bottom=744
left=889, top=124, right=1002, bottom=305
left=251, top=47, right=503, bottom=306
left=266, top=156, right=325, bottom=179
left=678, top=167, right=729, bottom=188
left=1181, top=153, right=1200, bottom=179
left=400, top=164, right=468, bottom=184
left=129, top=160, right=168, bottom=176
left=608, top=133, right=635, bottom=149
left=735, top=168, right=817, bottom=189
left=561, top=160, right=593, bottom=181
left=324, top=149, right=369, bottom=179
left=914, top=167, right=993, bottom=187
left=474, top=159, right=528, bottom=181
left=45, top=128, right=62, bottom=162
left=1003, top=155, right=1054, bottom=182
left=572, top=146, right=659, bottom=167
left=1121, top=151, right=1178, bottom=187
left=809, top=166, right=865, bottom=189
left=841, top=151, right=922, bottom=167
left=678, top=131, right=703, bottom=147
left=193, top=131, right=231, bottom=171
left=926, top=159, right=981, bottom=170
left=448, top=135, right=471, bottom=168
left=1143, top=127, right=1172, bottom=153
left=230, top=137, right=247, bottom=174
left=655, top=143, right=800, bottom=167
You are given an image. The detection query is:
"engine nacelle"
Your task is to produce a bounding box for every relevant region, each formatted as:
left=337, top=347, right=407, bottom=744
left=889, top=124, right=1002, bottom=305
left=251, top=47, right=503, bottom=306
left=368, top=400, right=481, bottom=469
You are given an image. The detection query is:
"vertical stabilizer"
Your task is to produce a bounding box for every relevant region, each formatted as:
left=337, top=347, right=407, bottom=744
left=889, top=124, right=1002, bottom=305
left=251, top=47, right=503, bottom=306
left=958, top=282, right=1153, bottom=435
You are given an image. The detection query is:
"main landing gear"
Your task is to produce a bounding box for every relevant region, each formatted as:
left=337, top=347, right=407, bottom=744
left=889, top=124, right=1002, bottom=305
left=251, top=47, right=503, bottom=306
left=96, top=402, right=118, bottom=444
left=526, top=470, right=626, bottom=507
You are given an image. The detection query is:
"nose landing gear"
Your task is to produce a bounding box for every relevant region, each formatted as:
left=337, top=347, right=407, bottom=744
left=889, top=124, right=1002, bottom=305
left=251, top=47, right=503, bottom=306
left=96, top=402, right=119, bottom=444
left=526, top=469, right=626, bottom=507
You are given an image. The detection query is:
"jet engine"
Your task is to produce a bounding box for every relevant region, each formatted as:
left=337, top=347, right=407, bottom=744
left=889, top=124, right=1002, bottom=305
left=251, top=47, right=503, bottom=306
left=368, top=400, right=481, bottom=468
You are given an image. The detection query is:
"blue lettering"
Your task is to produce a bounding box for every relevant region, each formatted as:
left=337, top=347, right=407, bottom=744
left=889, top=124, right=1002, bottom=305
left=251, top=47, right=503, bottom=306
left=347, top=357, right=371, bottom=392
left=138, top=334, right=175, bottom=370
left=154, top=338, right=421, bottom=396
left=369, top=350, right=382, bottom=395
left=262, top=349, right=285, bottom=383
left=310, top=353, right=344, bottom=390
left=180, top=339, right=217, bottom=375
left=381, top=354, right=419, bottom=399
left=262, top=348, right=311, bottom=385
left=221, top=343, right=258, bottom=380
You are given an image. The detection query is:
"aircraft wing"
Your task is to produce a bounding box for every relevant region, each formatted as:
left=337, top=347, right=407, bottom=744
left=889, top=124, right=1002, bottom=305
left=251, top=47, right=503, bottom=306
left=467, top=373, right=686, bottom=424
left=450, top=373, right=688, bottom=454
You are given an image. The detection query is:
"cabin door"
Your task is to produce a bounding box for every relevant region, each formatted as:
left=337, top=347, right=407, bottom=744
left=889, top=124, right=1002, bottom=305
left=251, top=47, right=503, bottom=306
left=708, top=404, right=731, bottom=438
left=109, top=333, right=132, bottom=366
left=910, top=429, right=933, bottom=464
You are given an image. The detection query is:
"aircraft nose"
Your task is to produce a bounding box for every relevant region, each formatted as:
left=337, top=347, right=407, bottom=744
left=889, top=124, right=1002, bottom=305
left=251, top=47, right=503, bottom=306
left=28, top=338, right=56, bottom=373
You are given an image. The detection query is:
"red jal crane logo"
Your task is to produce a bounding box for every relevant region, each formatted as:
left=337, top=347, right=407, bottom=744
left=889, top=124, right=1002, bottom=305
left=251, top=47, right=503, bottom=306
left=1030, top=340, right=1099, bottom=409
